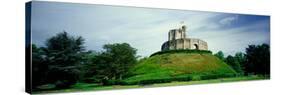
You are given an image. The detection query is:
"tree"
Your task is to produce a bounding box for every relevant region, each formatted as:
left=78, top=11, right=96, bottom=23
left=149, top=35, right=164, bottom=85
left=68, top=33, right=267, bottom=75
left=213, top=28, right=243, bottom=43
left=225, top=55, right=243, bottom=75
left=44, top=31, right=86, bottom=88
left=103, top=43, right=137, bottom=77
left=214, top=51, right=225, bottom=61
left=92, top=43, right=137, bottom=84
left=234, top=52, right=246, bottom=74
left=32, top=44, right=48, bottom=89
left=245, top=44, right=270, bottom=75
left=82, top=51, right=102, bottom=83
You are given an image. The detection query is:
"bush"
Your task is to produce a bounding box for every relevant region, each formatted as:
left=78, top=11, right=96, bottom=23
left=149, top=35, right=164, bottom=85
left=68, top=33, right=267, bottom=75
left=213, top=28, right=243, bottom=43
left=102, top=79, right=125, bottom=86
left=55, top=80, right=74, bottom=89
left=200, top=73, right=237, bottom=80
left=102, top=74, right=237, bottom=86
left=83, top=77, right=101, bottom=83
left=191, top=75, right=201, bottom=81
left=172, top=76, right=192, bottom=81
left=120, top=81, right=138, bottom=85
left=150, top=49, right=212, bottom=57
left=121, top=76, right=192, bottom=85
left=139, top=78, right=172, bottom=85
left=138, top=75, right=193, bottom=85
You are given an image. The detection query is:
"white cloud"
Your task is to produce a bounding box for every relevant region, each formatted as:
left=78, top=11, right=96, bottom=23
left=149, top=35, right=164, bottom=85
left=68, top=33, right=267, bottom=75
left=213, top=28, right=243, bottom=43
left=219, top=15, right=239, bottom=26
left=31, top=2, right=269, bottom=57
left=193, top=19, right=270, bottom=56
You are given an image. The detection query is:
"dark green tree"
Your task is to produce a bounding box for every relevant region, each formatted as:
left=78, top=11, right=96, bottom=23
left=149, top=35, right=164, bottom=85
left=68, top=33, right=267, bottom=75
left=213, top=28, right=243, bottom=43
left=214, top=51, right=225, bottom=61
left=245, top=44, right=270, bottom=75
left=32, top=44, right=48, bottom=89
left=234, top=52, right=246, bottom=74
left=225, top=55, right=243, bottom=75
left=92, top=43, right=137, bottom=84
left=82, top=51, right=101, bottom=83
left=44, top=31, right=86, bottom=88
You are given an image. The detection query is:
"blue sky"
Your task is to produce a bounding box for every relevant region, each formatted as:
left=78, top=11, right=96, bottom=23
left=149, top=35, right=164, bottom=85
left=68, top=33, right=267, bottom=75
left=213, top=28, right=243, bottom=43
left=31, top=1, right=270, bottom=57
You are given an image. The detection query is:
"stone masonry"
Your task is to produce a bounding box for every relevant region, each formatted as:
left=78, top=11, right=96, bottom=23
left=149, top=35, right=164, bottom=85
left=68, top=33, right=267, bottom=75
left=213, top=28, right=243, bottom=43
left=161, top=24, right=208, bottom=51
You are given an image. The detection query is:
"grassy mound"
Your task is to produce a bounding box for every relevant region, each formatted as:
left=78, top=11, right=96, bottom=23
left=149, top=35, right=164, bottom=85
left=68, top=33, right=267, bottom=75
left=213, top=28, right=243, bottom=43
left=124, top=53, right=237, bottom=84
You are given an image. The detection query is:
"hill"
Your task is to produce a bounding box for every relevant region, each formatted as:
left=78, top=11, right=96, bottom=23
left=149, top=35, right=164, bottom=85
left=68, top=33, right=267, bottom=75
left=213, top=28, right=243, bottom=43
left=124, top=52, right=237, bottom=84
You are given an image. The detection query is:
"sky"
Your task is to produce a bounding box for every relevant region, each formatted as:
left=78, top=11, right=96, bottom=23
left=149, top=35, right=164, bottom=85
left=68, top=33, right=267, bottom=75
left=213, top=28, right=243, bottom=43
left=30, top=1, right=270, bottom=57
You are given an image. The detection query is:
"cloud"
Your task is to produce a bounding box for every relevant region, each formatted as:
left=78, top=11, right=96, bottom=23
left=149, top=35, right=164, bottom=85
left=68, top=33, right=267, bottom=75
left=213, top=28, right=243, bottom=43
left=219, top=15, right=239, bottom=26
left=194, top=18, right=270, bottom=56
left=31, top=2, right=270, bottom=57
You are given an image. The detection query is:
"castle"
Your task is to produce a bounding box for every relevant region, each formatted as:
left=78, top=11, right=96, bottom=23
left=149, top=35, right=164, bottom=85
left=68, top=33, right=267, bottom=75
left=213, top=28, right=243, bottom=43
left=161, top=24, right=208, bottom=51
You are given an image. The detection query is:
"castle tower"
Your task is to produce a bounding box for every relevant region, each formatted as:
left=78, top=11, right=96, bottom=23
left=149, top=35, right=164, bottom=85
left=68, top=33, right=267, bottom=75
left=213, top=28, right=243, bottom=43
left=182, top=25, right=186, bottom=38
left=168, top=24, right=187, bottom=41
left=162, top=23, right=208, bottom=51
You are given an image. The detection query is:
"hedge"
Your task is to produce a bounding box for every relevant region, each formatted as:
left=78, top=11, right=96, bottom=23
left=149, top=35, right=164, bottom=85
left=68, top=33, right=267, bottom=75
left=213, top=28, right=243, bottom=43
left=104, top=76, right=192, bottom=85
left=150, top=49, right=212, bottom=57
left=102, top=73, right=237, bottom=86
left=200, top=73, right=237, bottom=80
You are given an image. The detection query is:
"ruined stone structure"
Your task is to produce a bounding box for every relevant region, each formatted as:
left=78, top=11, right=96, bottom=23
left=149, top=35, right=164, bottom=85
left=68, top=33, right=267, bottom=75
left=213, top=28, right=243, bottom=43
left=161, top=24, right=208, bottom=51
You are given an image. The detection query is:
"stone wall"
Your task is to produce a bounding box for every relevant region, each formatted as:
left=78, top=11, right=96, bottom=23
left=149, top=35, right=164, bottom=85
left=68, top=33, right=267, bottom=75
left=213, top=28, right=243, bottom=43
left=161, top=38, right=208, bottom=51
left=161, top=24, right=208, bottom=51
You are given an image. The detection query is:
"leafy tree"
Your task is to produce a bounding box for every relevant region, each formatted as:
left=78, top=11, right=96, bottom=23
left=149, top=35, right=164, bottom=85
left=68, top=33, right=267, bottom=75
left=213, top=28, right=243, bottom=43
left=105, top=43, right=137, bottom=79
left=32, top=44, right=48, bottom=89
left=214, top=51, right=225, bottom=61
left=225, top=55, right=243, bottom=74
left=82, top=51, right=101, bottom=83
left=92, top=43, right=137, bottom=84
left=245, top=44, right=270, bottom=75
left=44, top=31, right=87, bottom=88
left=234, top=52, right=246, bottom=74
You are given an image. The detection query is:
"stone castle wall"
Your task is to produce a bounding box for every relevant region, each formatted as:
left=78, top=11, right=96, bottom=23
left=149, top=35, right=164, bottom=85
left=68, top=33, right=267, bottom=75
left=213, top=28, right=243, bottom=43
left=161, top=38, right=208, bottom=51
left=161, top=25, right=208, bottom=51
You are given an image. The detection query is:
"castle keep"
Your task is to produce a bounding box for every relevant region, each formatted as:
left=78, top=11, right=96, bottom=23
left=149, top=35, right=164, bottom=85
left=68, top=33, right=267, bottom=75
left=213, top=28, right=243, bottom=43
left=161, top=24, right=208, bottom=51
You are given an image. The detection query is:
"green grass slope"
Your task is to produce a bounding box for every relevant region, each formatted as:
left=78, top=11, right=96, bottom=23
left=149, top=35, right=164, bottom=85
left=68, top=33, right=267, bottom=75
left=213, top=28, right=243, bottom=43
left=125, top=53, right=237, bottom=82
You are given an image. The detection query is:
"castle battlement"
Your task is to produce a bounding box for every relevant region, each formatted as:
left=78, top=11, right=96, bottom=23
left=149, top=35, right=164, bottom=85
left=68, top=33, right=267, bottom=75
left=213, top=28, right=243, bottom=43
left=161, top=24, right=208, bottom=51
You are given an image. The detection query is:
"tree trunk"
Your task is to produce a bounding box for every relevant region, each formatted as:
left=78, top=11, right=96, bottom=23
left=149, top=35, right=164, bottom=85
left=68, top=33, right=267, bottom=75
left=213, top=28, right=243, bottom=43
left=119, top=74, right=122, bottom=80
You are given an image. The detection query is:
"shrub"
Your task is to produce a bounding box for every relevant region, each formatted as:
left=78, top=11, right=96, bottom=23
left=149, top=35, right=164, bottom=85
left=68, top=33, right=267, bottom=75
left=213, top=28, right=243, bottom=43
left=200, top=73, right=236, bottom=80
left=150, top=49, right=212, bottom=57
left=191, top=75, right=201, bottom=81
left=139, top=78, right=173, bottom=85
left=54, top=80, right=74, bottom=89
left=102, top=80, right=121, bottom=86
left=172, top=76, right=192, bottom=81
left=83, top=77, right=101, bottom=83
left=105, top=74, right=237, bottom=86
left=121, top=76, right=192, bottom=85
left=120, top=81, right=138, bottom=85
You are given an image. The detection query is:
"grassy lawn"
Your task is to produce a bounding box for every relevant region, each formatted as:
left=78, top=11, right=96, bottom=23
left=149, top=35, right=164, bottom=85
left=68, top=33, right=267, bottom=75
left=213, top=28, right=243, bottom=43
left=34, top=75, right=269, bottom=94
